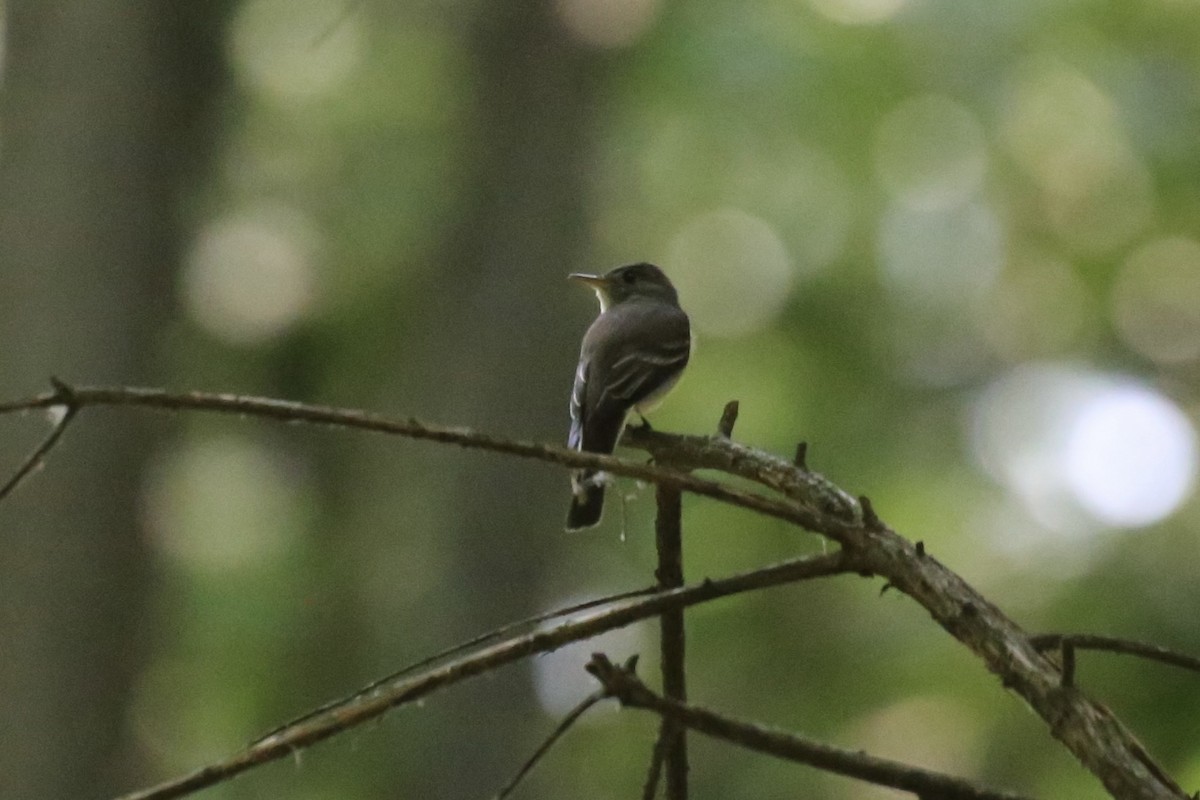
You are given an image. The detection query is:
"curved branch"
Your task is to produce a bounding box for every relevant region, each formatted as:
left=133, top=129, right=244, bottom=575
left=630, top=427, right=1188, bottom=800
left=625, top=425, right=859, bottom=522
left=0, top=384, right=831, bottom=535
left=115, top=552, right=857, bottom=800
left=586, top=653, right=1033, bottom=800
left=1, top=384, right=1187, bottom=799
left=253, top=585, right=659, bottom=744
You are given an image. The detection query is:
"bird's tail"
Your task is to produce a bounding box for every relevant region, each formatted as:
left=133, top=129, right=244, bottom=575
left=566, top=471, right=605, bottom=531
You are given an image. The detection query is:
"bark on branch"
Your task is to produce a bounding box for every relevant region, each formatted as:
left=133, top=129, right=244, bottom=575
left=0, top=383, right=1187, bottom=799
left=587, top=653, right=1034, bottom=800
left=115, top=552, right=856, bottom=800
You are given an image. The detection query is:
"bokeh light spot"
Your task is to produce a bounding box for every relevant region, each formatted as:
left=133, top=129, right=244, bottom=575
left=846, top=696, right=981, bottom=779
left=886, top=312, right=990, bottom=387
left=1044, top=157, right=1154, bottom=256
left=554, top=0, right=661, bottom=48
left=667, top=207, right=793, bottom=338
left=733, top=141, right=854, bottom=274
left=1065, top=386, right=1196, bottom=527
left=1003, top=59, right=1120, bottom=195
left=874, top=94, right=988, bottom=211
left=183, top=205, right=319, bottom=345
left=142, top=435, right=309, bottom=571
left=878, top=201, right=1004, bottom=307
left=977, top=251, right=1090, bottom=361
left=807, top=0, right=907, bottom=26
left=230, top=0, right=363, bottom=106
left=971, top=365, right=1196, bottom=536
left=1114, top=236, right=1200, bottom=364
left=531, top=599, right=649, bottom=716
left=1002, top=57, right=1153, bottom=254
left=131, top=657, right=251, bottom=771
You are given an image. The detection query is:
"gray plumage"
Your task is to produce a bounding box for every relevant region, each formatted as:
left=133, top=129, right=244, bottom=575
left=566, top=263, right=691, bottom=530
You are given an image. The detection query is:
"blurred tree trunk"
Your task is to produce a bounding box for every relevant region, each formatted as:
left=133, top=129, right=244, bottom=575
left=0, top=3, right=225, bottom=796
left=369, top=2, right=605, bottom=793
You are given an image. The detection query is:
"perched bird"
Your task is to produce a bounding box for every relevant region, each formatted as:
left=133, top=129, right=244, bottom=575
left=566, top=263, right=691, bottom=530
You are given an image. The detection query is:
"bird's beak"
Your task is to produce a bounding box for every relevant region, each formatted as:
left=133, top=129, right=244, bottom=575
left=569, top=272, right=613, bottom=312
left=568, top=272, right=607, bottom=290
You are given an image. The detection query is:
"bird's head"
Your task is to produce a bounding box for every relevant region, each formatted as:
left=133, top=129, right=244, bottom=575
left=568, top=262, right=679, bottom=312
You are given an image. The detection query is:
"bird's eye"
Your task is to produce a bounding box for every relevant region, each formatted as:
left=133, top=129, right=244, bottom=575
left=622, top=271, right=636, bottom=284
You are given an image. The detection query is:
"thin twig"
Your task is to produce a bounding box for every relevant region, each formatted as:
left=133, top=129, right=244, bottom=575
left=1031, top=634, right=1200, bottom=678
left=0, top=381, right=78, bottom=501
left=654, top=484, right=688, bottom=800
left=641, top=728, right=669, bottom=800
left=1, top=384, right=1186, bottom=799
left=494, top=690, right=605, bottom=800
left=0, top=385, right=830, bottom=537
left=587, top=654, right=1034, bottom=800
left=252, top=585, right=657, bottom=745
left=114, top=552, right=856, bottom=800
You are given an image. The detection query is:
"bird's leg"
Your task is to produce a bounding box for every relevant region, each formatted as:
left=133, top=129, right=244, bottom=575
left=632, top=412, right=653, bottom=432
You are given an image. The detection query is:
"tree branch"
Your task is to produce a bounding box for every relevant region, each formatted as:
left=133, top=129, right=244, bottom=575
left=1, top=384, right=1185, bottom=799
left=0, top=378, right=78, bottom=501
left=1031, top=634, right=1200, bottom=685
left=494, top=689, right=606, bottom=800
left=654, top=483, right=688, bottom=800
left=114, top=552, right=856, bottom=800
left=624, top=424, right=859, bottom=522
left=628, top=424, right=1188, bottom=800
left=586, top=653, right=1034, bottom=800
left=252, top=585, right=659, bottom=745
left=0, top=384, right=828, bottom=533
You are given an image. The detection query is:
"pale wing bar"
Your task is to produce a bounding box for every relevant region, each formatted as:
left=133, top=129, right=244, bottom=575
left=568, top=358, right=588, bottom=450
left=603, top=339, right=691, bottom=403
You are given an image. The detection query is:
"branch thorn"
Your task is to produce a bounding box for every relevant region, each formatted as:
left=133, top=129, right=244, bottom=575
left=859, top=495, right=882, bottom=530
left=793, top=441, right=808, bottom=470
left=717, top=401, right=739, bottom=438
left=1061, top=641, right=1076, bottom=688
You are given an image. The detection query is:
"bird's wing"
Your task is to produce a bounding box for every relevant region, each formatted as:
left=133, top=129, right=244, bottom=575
left=568, top=357, right=588, bottom=451
left=602, top=336, right=692, bottom=403
left=575, top=302, right=690, bottom=454
left=589, top=304, right=691, bottom=411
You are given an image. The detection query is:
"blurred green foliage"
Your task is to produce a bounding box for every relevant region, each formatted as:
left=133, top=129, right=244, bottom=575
left=133, top=0, right=1200, bottom=796
left=6, top=0, right=1200, bottom=797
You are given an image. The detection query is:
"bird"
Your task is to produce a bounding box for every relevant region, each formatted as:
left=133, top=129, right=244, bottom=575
left=566, top=263, right=691, bottom=530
